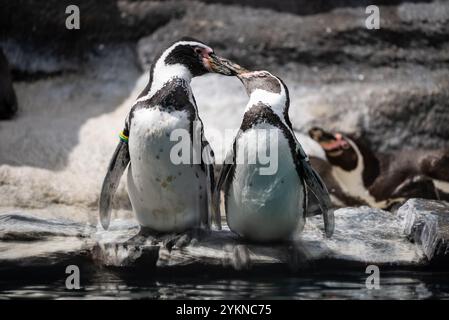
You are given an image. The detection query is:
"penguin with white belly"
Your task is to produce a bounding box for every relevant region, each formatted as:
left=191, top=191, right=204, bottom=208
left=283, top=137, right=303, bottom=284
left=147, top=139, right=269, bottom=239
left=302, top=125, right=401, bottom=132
left=309, top=126, right=449, bottom=208
left=215, top=70, right=335, bottom=242
left=99, top=38, right=237, bottom=234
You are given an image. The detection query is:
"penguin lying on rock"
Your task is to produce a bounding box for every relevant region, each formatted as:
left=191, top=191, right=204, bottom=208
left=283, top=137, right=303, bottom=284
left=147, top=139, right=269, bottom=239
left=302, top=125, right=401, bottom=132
left=215, top=70, right=335, bottom=242
left=309, top=127, right=449, bottom=209
left=99, top=38, right=237, bottom=241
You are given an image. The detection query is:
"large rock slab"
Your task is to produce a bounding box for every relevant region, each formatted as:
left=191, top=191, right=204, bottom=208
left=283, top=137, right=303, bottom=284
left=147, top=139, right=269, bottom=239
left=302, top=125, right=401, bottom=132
left=0, top=206, right=431, bottom=273
left=0, top=212, right=93, bottom=269
left=0, top=212, right=93, bottom=241
left=0, top=0, right=186, bottom=78
left=138, top=1, right=449, bottom=70
left=398, top=198, right=449, bottom=264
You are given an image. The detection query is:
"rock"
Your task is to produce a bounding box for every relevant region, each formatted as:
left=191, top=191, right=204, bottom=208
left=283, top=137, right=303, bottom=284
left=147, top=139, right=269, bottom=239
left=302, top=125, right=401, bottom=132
left=0, top=212, right=93, bottom=241
left=0, top=44, right=140, bottom=211
left=0, top=0, right=187, bottom=78
left=197, top=0, right=434, bottom=16
left=0, top=48, right=17, bottom=119
left=398, top=198, right=449, bottom=264
left=0, top=207, right=429, bottom=273
left=137, top=1, right=449, bottom=70
left=0, top=212, right=93, bottom=269
left=1, top=0, right=186, bottom=44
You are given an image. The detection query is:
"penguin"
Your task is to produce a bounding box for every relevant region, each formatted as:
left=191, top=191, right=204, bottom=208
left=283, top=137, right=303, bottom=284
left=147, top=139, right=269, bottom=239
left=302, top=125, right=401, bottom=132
left=215, top=70, right=335, bottom=242
left=308, top=127, right=449, bottom=209
left=99, top=38, right=237, bottom=232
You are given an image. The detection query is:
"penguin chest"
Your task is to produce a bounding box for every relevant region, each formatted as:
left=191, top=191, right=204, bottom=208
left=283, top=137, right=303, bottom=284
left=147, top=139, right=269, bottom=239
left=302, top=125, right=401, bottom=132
left=127, top=108, right=205, bottom=232
left=226, top=125, right=305, bottom=242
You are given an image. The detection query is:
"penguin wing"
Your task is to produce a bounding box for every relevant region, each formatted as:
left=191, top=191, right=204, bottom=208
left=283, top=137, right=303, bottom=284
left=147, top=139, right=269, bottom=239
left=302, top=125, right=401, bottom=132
left=294, top=142, right=335, bottom=238
left=214, top=140, right=237, bottom=221
left=201, top=136, right=221, bottom=230
left=99, top=140, right=130, bottom=230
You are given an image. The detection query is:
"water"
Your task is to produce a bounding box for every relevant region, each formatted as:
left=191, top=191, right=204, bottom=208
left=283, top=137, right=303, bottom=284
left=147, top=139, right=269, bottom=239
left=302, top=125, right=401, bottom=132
left=1, top=270, right=449, bottom=300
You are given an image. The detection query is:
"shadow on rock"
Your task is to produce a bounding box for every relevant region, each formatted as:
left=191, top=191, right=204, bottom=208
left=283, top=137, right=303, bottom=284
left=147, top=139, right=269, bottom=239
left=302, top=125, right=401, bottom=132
left=0, top=48, right=18, bottom=120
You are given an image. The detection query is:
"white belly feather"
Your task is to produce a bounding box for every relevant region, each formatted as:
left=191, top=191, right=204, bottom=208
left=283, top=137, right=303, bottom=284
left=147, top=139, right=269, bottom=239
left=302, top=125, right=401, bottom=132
left=434, top=179, right=449, bottom=194
left=127, top=108, right=206, bottom=232
left=226, top=125, right=305, bottom=242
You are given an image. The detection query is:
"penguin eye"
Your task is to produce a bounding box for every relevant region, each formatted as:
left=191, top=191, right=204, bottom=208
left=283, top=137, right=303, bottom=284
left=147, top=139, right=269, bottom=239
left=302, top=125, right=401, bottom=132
left=194, top=47, right=203, bottom=55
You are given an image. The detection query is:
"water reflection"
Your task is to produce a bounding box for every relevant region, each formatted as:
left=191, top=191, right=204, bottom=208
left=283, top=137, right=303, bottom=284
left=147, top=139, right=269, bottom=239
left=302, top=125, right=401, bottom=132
left=1, top=270, right=449, bottom=300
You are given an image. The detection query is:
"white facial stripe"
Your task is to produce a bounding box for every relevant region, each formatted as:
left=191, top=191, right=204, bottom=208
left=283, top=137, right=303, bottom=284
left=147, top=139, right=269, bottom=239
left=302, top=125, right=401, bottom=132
left=331, top=139, right=404, bottom=208
left=137, top=41, right=211, bottom=103
left=246, top=75, right=288, bottom=129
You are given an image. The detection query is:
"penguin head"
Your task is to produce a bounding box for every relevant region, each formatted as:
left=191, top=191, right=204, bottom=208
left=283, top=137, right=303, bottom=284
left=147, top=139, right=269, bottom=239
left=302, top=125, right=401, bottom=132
left=237, top=70, right=290, bottom=115
left=309, top=127, right=358, bottom=171
left=236, top=70, right=283, bottom=95
left=161, top=37, right=239, bottom=77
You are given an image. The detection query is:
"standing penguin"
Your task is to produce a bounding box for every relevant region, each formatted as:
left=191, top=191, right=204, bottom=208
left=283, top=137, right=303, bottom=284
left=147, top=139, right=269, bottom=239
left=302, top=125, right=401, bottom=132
left=100, top=38, right=235, bottom=232
left=215, top=70, right=334, bottom=242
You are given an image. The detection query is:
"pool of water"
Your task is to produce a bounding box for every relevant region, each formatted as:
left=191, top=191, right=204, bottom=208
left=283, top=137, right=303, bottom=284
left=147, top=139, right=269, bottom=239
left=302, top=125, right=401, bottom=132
left=1, top=270, right=449, bottom=300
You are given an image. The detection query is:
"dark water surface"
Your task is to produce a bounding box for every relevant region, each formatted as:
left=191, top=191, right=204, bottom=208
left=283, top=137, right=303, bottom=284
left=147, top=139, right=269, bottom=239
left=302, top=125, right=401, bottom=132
left=1, top=269, right=449, bottom=300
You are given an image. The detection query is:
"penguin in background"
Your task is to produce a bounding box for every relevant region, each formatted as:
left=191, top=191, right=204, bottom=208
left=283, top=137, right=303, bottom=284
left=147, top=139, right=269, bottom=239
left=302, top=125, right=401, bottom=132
left=309, top=126, right=449, bottom=208
left=215, top=70, right=335, bottom=242
left=99, top=38, right=237, bottom=234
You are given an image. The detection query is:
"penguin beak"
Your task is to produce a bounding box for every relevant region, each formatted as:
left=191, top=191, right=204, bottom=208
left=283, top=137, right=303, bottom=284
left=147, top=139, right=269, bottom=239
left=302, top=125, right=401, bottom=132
left=309, top=128, right=349, bottom=152
left=309, top=127, right=335, bottom=144
left=309, top=127, right=326, bottom=142
left=206, top=53, right=248, bottom=76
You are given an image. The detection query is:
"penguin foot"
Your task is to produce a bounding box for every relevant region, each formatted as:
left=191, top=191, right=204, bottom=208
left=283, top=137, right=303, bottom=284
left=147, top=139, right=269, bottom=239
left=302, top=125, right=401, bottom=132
left=128, top=227, right=159, bottom=244
left=162, top=228, right=207, bottom=251
left=232, top=244, right=251, bottom=270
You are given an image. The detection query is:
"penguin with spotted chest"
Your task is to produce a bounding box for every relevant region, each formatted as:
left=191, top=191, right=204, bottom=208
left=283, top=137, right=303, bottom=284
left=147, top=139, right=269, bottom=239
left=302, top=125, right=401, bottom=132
left=99, top=38, right=237, bottom=233
left=215, top=70, right=335, bottom=242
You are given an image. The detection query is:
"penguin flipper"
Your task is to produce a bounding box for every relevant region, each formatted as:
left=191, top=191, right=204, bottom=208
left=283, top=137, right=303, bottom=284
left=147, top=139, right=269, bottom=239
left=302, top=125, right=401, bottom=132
left=214, top=147, right=236, bottom=222
left=99, top=141, right=130, bottom=230
left=201, top=140, right=221, bottom=230
left=300, top=159, right=335, bottom=237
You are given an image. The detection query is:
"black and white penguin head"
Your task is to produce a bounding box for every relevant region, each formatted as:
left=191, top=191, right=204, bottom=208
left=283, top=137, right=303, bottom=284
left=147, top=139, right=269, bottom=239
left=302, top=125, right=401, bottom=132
left=237, top=71, right=286, bottom=96
left=309, top=127, right=358, bottom=171
left=237, top=70, right=290, bottom=116
left=152, top=37, right=238, bottom=79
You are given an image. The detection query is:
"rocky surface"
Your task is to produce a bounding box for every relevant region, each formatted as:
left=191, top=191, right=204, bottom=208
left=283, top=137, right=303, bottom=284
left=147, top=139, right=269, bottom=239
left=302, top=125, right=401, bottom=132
left=399, top=198, right=449, bottom=264
left=0, top=0, right=186, bottom=78
left=0, top=202, right=441, bottom=272
left=0, top=45, right=140, bottom=213
left=138, top=1, right=449, bottom=70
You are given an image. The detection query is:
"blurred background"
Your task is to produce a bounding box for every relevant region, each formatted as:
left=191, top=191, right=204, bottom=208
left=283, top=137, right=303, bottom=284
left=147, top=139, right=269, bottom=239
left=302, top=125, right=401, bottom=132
left=0, top=0, right=448, bottom=223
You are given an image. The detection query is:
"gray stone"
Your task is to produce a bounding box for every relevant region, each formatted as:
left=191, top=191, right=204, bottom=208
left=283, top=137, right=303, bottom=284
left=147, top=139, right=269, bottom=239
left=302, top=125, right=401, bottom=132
left=398, top=198, right=449, bottom=263
left=0, top=208, right=429, bottom=272
left=0, top=213, right=94, bottom=241
left=1, top=0, right=187, bottom=78
left=137, top=1, right=449, bottom=70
